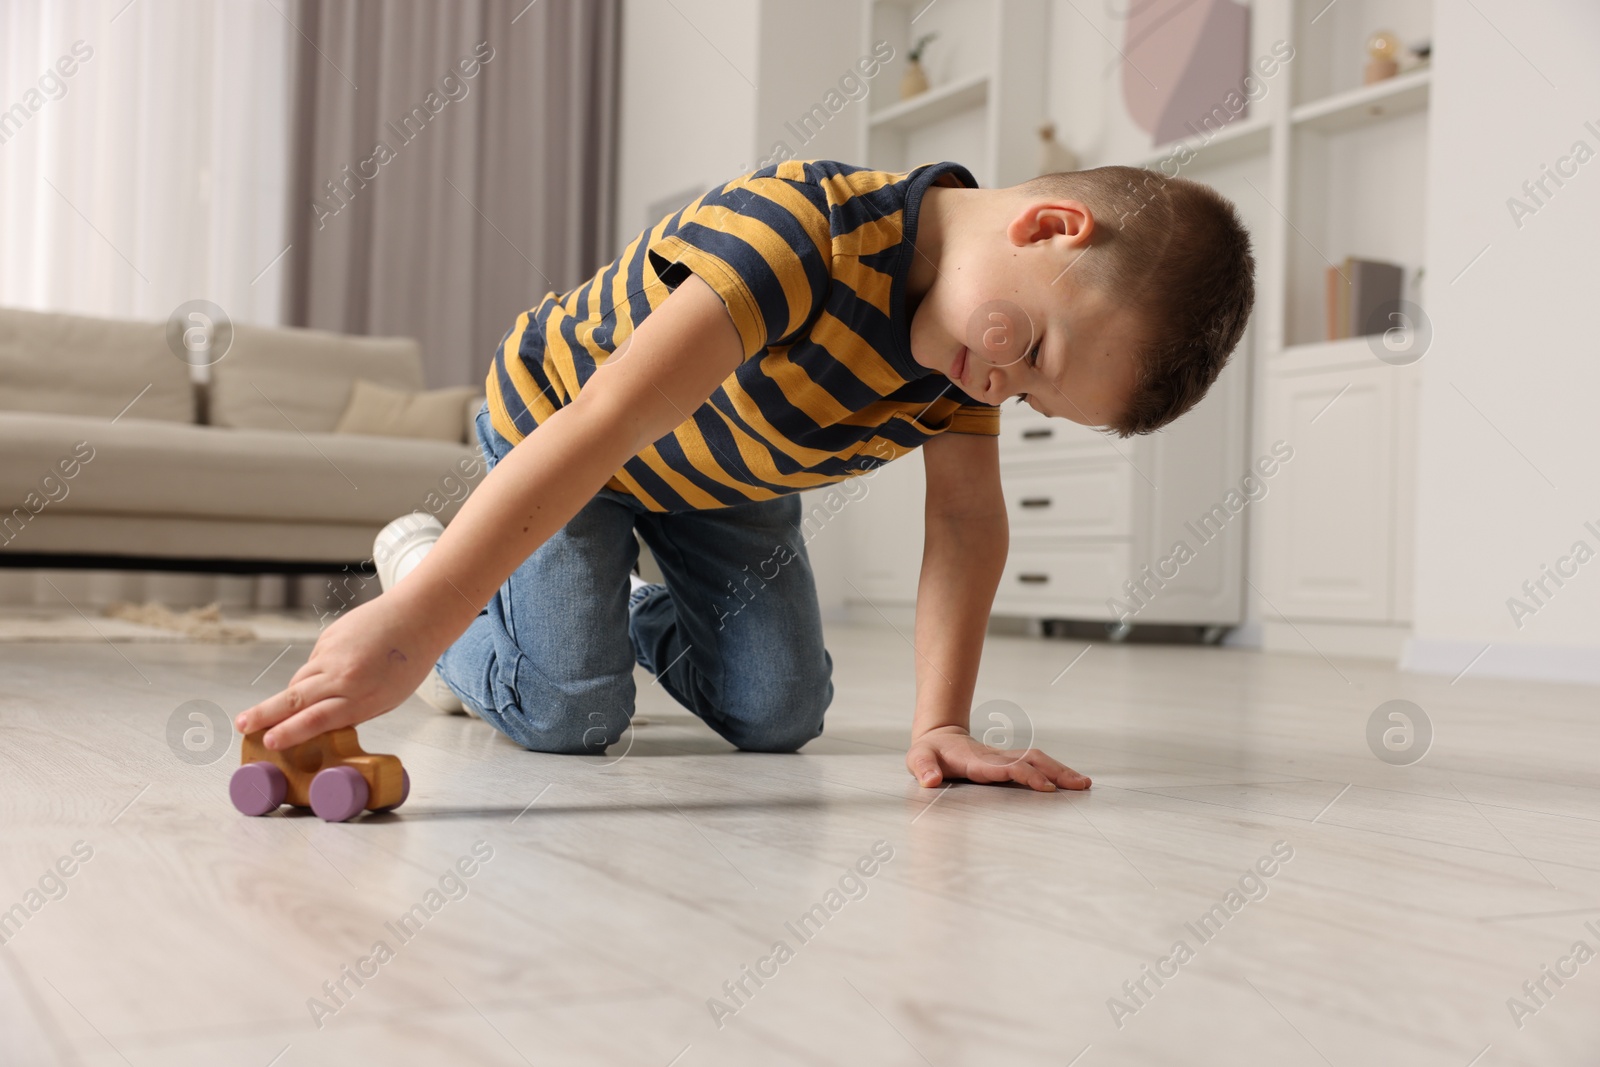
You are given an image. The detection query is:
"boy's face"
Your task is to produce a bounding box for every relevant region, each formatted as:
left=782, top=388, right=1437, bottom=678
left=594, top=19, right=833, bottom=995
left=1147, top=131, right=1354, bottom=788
left=910, top=197, right=1143, bottom=429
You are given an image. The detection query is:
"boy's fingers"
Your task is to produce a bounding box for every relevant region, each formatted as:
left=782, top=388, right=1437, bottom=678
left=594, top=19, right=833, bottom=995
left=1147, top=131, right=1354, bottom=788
left=1056, top=767, right=1091, bottom=789
left=263, top=697, right=352, bottom=750
left=236, top=674, right=330, bottom=735
left=1043, top=755, right=1094, bottom=790
left=1011, top=763, right=1056, bottom=792
left=1049, top=756, right=1091, bottom=789
left=1027, top=752, right=1091, bottom=790
left=908, top=750, right=943, bottom=787
left=287, top=658, right=322, bottom=687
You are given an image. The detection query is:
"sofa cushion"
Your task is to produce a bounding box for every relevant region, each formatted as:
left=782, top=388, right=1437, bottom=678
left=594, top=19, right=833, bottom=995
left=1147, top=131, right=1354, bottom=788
left=210, top=323, right=425, bottom=434
left=0, top=306, right=194, bottom=423
left=0, top=412, right=483, bottom=528
left=334, top=379, right=478, bottom=442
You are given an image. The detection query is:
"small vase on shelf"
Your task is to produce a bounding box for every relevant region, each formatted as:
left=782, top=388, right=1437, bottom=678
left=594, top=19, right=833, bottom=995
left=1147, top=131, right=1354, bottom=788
left=1364, top=30, right=1401, bottom=85
left=1036, top=122, right=1079, bottom=176
left=900, top=33, right=937, bottom=100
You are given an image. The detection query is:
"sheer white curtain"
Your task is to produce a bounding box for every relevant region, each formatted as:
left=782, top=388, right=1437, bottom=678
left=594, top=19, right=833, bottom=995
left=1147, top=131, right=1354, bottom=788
left=0, top=0, right=293, bottom=609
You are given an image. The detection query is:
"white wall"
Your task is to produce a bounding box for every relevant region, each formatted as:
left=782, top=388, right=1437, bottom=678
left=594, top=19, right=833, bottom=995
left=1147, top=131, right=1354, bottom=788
left=753, top=0, right=864, bottom=172
left=752, top=1, right=866, bottom=620
left=615, top=0, right=759, bottom=246
left=1405, top=1, right=1600, bottom=683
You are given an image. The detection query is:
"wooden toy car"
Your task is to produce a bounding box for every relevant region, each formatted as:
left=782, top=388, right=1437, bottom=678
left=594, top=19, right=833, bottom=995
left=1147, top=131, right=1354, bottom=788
left=229, top=727, right=408, bottom=822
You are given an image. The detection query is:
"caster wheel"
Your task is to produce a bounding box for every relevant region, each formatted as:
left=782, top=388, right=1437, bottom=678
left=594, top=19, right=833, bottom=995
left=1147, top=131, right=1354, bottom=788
left=231, top=762, right=288, bottom=816
left=373, top=770, right=410, bottom=813
left=309, top=766, right=370, bottom=822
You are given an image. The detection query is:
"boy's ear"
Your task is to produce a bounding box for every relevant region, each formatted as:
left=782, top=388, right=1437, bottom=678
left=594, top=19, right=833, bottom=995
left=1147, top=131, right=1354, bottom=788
left=1008, top=199, right=1093, bottom=248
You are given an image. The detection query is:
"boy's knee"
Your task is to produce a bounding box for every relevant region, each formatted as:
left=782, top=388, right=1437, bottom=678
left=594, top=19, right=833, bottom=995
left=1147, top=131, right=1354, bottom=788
left=724, top=669, right=833, bottom=754
left=487, top=685, right=633, bottom=756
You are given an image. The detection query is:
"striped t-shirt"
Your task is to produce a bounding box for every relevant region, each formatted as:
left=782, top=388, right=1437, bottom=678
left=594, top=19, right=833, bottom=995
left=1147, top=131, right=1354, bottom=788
left=486, top=159, right=999, bottom=512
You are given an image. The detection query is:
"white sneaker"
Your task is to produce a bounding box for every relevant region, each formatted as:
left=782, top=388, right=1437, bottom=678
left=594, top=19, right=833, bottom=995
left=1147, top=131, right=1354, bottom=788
left=415, top=667, right=473, bottom=716
left=374, top=513, right=469, bottom=715
left=375, top=512, right=445, bottom=591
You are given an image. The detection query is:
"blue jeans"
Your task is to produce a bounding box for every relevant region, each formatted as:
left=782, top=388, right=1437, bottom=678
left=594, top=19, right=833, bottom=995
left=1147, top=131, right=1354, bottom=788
left=435, top=404, right=834, bottom=754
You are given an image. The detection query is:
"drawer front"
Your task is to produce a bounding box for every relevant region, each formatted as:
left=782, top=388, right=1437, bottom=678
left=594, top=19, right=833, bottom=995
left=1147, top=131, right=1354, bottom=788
left=1002, top=463, right=1132, bottom=537
left=994, top=542, right=1130, bottom=618
left=998, top=409, right=1119, bottom=460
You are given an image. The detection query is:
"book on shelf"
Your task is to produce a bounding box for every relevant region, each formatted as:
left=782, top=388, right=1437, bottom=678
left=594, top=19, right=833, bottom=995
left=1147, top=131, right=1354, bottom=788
left=1326, top=258, right=1403, bottom=340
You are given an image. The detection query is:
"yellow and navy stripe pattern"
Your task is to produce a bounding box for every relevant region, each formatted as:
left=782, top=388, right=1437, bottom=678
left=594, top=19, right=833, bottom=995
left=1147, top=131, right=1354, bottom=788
left=487, top=159, right=998, bottom=512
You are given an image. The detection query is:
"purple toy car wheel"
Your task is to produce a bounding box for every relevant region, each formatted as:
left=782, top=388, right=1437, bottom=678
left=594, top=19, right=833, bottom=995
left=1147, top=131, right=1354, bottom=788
left=230, top=762, right=288, bottom=816
left=309, top=766, right=370, bottom=822
left=373, top=769, right=410, bottom=813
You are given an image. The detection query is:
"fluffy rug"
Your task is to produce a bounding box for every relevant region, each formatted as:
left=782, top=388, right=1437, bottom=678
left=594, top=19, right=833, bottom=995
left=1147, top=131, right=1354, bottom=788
left=0, top=604, right=325, bottom=643
left=102, top=601, right=257, bottom=643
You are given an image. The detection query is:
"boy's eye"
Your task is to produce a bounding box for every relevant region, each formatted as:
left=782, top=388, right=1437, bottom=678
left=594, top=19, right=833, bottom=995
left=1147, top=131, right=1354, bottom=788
left=1026, top=341, right=1041, bottom=367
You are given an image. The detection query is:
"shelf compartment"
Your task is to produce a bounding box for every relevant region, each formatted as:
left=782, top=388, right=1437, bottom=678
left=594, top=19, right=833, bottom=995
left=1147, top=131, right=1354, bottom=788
left=868, top=72, right=989, bottom=134
left=1130, top=116, right=1272, bottom=171
left=1292, top=69, right=1431, bottom=135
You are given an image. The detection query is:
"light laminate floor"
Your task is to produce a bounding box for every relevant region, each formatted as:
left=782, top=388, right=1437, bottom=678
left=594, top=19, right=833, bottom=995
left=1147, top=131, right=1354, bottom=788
left=1, top=624, right=1598, bottom=1066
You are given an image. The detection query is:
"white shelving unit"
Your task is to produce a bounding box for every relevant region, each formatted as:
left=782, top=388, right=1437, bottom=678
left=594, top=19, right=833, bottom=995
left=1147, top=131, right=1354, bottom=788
left=1106, top=0, right=1433, bottom=655
left=1290, top=67, right=1430, bottom=133
left=841, top=0, right=1433, bottom=649
left=867, top=71, right=990, bottom=134
left=1258, top=1, right=1432, bottom=657
left=1128, top=115, right=1273, bottom=171
left=855, top=0, right=1047, bottom=189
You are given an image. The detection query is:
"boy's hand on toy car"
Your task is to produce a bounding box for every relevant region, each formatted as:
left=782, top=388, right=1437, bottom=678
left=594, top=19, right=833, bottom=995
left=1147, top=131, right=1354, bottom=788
left=235, top=593, right=444, bottom=750
left=905, top=725, right=1091, bottom=793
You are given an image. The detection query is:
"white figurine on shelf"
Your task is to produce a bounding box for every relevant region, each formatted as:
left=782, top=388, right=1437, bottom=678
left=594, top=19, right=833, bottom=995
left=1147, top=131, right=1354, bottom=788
left=1036, top=123, right=1079, bottom=176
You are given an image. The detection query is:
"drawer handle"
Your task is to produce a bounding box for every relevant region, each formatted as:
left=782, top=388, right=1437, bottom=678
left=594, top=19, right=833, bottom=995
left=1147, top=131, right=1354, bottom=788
left=1021, top=428, right=1054, bottom=440
left=1019, top=497, right=1052, bottom=509
left=1016, top=572, right=1050, bottom=585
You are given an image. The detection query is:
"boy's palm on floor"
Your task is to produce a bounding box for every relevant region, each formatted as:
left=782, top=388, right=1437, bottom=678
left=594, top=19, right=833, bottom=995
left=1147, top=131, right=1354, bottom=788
left=907, top=724, right=1091, bottom=793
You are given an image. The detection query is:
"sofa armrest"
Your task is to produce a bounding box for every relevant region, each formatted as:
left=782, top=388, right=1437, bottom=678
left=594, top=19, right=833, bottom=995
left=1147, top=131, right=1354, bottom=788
left=463, top=394, right=487, bottom=445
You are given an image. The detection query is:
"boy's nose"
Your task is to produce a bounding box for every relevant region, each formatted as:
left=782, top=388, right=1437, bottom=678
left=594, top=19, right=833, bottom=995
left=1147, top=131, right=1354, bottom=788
left=976, top=362, right=1017, bottom=404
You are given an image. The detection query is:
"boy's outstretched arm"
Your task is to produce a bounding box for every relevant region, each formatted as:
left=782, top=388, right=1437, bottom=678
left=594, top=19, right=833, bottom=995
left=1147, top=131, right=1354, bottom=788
left=904, top=430, right=1092, bottom=792
left=235, top=274, right=745, bottom=750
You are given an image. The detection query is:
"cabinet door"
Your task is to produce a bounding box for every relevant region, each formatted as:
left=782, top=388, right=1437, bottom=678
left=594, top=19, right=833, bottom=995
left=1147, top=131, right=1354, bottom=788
left=1260, top=359, right=1396, bottom=621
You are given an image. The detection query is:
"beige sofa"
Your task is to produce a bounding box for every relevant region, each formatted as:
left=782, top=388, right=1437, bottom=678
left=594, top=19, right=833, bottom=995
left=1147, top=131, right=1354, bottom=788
left=0, top=306, right=485, bottom=572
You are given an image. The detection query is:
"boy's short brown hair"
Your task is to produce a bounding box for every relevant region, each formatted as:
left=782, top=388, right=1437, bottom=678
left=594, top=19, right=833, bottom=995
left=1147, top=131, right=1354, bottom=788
left=1022, top=166, right=1255, bottom=437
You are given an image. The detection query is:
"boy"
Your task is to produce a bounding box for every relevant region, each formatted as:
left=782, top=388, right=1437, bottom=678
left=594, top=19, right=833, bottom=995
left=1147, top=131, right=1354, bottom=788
left=237, top=159, right=1254, bottom=793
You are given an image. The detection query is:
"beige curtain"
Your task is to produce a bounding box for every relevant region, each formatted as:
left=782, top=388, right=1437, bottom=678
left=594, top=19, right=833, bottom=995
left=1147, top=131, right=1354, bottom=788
left=282, top=0, right=622, bottom=388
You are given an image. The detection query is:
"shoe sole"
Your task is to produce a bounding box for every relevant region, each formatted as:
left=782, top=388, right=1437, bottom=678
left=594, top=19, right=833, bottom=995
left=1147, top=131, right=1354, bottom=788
left=373, top=516, right=464, bottom=714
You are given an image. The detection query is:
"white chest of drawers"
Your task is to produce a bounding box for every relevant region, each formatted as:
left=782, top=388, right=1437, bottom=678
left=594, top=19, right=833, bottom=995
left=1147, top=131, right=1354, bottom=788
left=843, top=355, right=1250, bottom=635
